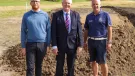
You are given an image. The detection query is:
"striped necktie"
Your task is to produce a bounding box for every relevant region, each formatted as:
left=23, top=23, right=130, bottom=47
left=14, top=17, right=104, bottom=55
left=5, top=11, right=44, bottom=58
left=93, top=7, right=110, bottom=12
left=65, top=13, right=69, bottom=30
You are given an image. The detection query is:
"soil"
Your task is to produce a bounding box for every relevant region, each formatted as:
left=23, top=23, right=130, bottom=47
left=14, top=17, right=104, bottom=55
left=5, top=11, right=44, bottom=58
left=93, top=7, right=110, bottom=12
left=0, top=7, right=135, bottom=76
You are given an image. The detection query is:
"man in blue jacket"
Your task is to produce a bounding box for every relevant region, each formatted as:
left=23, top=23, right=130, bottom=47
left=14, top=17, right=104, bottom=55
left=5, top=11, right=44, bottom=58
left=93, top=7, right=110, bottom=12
left=84, top=0, right=112, bottom=76
left=20, top=0, right=51, bottom=76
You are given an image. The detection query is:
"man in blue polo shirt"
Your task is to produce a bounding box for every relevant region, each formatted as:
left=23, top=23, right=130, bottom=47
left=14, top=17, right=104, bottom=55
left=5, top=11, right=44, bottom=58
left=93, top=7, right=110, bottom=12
left=84, top=0, right=112, bottom=76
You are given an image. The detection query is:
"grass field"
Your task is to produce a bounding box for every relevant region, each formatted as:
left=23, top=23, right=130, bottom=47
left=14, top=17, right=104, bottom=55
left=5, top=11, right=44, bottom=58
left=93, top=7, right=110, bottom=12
left=0, top=0, right=88, bottom=6
left=0, top=0, right=135, bottom=18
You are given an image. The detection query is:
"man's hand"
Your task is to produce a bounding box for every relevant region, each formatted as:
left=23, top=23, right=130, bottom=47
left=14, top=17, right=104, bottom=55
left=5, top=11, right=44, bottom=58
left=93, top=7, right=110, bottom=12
left=47, top=47, right=50, bottom=53
left=20, top=48, right=26, bottom=56
left=77, top=47, right=82, bottom=56
left=83, top=43, right=87, bottom=51
left=106, top=43, right=112, bottom=52
left=52, top=48, right=58, bottom=55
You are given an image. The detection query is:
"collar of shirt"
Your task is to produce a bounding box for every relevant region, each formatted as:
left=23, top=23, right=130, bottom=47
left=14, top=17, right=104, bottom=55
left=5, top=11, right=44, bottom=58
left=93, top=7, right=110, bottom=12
left=92, top=10, right=103, bottom=16
left=63, top=10, right=70, bottom=15
left=31, top=9, right=41, bottom=12
left=63, top=10, right=71, bottom=33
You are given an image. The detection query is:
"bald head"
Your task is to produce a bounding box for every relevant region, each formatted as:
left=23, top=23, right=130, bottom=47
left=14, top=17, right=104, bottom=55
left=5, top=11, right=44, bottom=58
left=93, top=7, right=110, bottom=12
left=62, top=0, right=72, bottom=4
left=92, top=0, right=100, bottom=2
left=92, top=0, right=101, bottom=5
left=62, top=0, right=72, bottom=12
left=91, top=0, right=101, bottom=14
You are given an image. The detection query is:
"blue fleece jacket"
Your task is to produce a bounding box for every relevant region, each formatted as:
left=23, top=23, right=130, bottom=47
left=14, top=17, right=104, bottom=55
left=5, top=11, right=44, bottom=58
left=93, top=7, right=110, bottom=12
left=21, top=10, right=51, bottom=48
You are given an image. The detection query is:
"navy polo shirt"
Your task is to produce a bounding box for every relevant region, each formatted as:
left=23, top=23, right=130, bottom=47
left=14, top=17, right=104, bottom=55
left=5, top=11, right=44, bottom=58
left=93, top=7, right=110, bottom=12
left=84, top=11, right=112, bottom=37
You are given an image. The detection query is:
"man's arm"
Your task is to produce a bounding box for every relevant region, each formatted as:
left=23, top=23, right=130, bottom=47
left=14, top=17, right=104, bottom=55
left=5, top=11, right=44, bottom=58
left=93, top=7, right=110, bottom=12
left=83, top=29, right=88, bottom=51
left=76, top=13, right=83, bottom=55
left=84, top=29, right=88, bottom=44
left=106, top=26, right=112, bottom=51
left=83, top=15, right=89, bottom=51
left=21, top=15, right=27, bottom=48
left=46, top=14, right=51, bottom=46
left=106, top=13, right=112, bottom=51
left=51, top=13, right=58, bottom=55
left=77, top=13, right=83, bottom=47
left=51, top=13, right=57, bottom=47
left=107, top=26, right=112, bottom=44
left=20, top=15, right=27, bottom=56
left=106, top=12, right=112, bottom=43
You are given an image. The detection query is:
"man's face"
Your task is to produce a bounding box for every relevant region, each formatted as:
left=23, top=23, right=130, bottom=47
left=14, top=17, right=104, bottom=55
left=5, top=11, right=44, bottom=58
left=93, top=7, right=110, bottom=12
left=92, top=0, right=100, bottom=12
left=62, top=0, right=72, bottom=12
left=30, top=0, right=40, bottom=10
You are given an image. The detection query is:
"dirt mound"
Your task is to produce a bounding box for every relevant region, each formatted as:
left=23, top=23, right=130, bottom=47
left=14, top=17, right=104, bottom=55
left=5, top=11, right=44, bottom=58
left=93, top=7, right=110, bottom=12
left=102, top=6, right=135, bottom=27
left=1, top=7, right=135, bottom=76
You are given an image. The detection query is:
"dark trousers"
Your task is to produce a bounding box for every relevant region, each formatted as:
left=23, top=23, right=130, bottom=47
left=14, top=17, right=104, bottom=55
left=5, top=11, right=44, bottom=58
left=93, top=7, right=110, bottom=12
left=26, top=42, right=47, bottom=76
left=55, top=49, right=76, bottom=76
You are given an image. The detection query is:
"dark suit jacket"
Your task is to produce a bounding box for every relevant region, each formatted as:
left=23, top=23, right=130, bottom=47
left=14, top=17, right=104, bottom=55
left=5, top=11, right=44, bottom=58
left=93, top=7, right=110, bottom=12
left=51, top=10, right=83, bottom=51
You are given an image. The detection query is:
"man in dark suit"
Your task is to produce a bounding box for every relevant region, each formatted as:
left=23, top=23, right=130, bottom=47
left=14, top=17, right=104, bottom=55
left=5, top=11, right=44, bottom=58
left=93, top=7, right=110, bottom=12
left=51, top=0, right=83, bottom=76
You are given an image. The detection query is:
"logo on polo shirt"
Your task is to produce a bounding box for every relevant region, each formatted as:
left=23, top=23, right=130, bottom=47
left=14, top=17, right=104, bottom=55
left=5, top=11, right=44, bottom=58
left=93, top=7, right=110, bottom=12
left=99, top=17, right=103, bottom=22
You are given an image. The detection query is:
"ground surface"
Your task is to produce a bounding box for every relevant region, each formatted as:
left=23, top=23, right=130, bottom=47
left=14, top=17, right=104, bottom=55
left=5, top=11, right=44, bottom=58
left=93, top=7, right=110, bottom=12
left=0, top=7, right=135, bottom=76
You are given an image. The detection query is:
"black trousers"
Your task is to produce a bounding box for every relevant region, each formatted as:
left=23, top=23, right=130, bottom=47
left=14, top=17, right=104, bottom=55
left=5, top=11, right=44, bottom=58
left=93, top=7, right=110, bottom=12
left=55, top=48, right=76, bottom=76
left=26, top=42, right=47, bottom=76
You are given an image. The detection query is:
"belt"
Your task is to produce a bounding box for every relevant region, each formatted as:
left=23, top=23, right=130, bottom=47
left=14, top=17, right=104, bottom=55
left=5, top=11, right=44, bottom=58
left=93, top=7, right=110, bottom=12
left=88, top=37, right=107, bottom=40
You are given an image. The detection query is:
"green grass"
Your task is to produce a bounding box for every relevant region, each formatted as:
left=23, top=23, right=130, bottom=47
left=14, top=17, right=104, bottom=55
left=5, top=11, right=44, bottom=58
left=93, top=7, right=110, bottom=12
left=40, top=1, right=60, bottom=5
left=0, top=8, right=56, bottom=18
left=133, top=72, right=135, bottom=76
left=73, top=0, right=87, bottom=2
left=1, top=0, right=135, bottom=18
left=0, top=0, right=134, bottom=6
left=0, top=0, right=87, bottom=6
left=0, top=10, right=25, bottom=18
left=0, top=0, right=29, bottom=6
